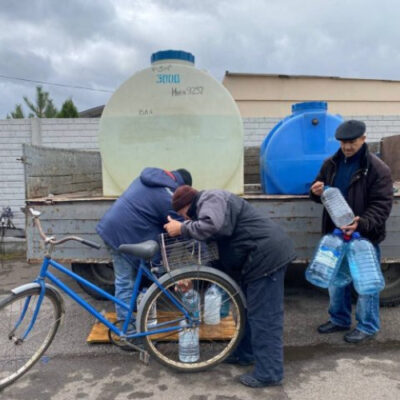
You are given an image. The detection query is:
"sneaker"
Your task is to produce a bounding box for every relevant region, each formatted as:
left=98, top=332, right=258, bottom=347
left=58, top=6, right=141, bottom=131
left=344, top=329, right=376, bottom=344
left=318, top=321, right=350, bottom=334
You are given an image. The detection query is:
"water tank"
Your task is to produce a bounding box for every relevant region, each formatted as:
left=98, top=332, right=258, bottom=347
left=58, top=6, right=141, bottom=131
left=260, top=101, right=343, bottom=195
left=99, top=50, right=244, bottom=196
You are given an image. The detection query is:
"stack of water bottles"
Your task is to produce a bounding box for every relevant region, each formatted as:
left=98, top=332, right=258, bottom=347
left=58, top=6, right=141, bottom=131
left=178, top=284, right=231, bottom=363
left=306, top=186, right=385, bottom=294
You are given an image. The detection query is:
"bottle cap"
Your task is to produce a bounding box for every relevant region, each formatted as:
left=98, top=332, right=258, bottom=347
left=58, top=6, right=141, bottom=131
left=352, top=232, right=361, bottom=239
left=333, top=228, right=342, bottom=236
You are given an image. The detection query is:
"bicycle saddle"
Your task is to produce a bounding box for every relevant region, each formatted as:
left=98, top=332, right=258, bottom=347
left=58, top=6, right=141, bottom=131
left=118, top=240, right=160, bottom=260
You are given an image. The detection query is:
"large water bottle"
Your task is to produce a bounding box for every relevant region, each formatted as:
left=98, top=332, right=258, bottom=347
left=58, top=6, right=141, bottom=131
left=330, top=234, right=353, bottom=287
left=182, top=289, right=200, bottom=319
left=179, top=321, right=200, bottom=362
left=220, top=289, right=230, bottom=318
left=347, top=233, right=385, bottom=295
left=137, top=288, right=157, bottom=328
left=204, top=285, right=222, bottom=325
left=305, top=229, right=346, bottom=288
left=321, top=186, right=355, bottom=228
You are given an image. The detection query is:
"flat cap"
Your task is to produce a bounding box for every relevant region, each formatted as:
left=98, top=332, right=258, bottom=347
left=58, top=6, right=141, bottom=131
left=335, top=120, right=366, bottom=140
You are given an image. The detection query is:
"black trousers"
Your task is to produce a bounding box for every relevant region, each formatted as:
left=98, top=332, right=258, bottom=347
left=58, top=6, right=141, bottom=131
left=234, top=265, right=286, bottom=382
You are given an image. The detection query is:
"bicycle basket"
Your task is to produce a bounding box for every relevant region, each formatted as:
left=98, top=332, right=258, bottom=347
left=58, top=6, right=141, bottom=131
left=159, top=233, right=219, bottom=271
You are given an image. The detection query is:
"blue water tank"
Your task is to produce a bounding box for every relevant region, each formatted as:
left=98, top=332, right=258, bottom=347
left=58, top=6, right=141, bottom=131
left=260, top=102, right=343, bottom=194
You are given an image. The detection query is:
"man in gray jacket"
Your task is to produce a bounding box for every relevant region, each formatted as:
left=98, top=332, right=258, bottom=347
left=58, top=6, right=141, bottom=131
left=164, top=186, right=296, bottom=388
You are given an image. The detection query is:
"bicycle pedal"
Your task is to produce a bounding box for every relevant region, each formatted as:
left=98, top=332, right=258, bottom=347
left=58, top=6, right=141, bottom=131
left=139, top=350, right=150, bottom=365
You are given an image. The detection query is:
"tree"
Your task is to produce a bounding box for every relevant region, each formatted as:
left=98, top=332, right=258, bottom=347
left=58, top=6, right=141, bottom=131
left=6, top=104, right=25, bottom=119
left=57, top=99, right=79, bottom=118
left=7, top=86, right=80, bottom=119
left=23, top=86, right=58, bottom=118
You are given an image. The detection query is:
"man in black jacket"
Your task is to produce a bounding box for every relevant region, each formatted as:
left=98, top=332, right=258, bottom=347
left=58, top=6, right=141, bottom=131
left=310, top=120, right=393, bottom=343
left=164, top=186, right=296, bottom=388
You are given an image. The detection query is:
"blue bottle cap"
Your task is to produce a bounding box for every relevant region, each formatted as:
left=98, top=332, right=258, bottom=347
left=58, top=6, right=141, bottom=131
left=291, top=101, right=327, bottom=113
left=151, top=50, right=195, bottom=64
left=352, top=232, right=361, bottom=239
left=333, top=228, right=342, bottom=236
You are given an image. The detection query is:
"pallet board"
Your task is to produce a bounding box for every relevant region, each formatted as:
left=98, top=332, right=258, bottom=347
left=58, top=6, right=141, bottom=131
left=86, top=312, right=236, bottom=344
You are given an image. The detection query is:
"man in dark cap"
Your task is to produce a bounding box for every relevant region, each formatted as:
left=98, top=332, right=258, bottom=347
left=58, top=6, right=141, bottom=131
left=310, top=120, right=393, bottom=343
left=97, top=168, right=192, bottom=329
left=164, top=186, right=296, bottom=388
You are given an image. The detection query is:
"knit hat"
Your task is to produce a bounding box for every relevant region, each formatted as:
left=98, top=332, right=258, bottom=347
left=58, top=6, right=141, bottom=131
left=175, top=168, right=192, bottom=186
left=172, top=185, right=198, bottom=211
left=335, top=120, right=366, bottom=141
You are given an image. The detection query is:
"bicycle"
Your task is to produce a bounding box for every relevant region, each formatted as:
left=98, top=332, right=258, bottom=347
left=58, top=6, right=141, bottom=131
left=0, top=208, right=246, bottom=390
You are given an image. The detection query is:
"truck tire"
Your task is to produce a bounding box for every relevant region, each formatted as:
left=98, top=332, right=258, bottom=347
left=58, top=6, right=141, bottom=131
left=380, top=263, right=400, bottom=307
left=71, top=262, right=115, bottom=300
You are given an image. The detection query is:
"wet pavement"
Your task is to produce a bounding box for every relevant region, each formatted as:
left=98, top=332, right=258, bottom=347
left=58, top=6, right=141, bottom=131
left=1, top=258, right=400, bottom=400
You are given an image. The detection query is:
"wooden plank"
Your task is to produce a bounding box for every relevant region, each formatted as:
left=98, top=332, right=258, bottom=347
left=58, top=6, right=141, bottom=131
left=86, top=312, right=236, bottom=344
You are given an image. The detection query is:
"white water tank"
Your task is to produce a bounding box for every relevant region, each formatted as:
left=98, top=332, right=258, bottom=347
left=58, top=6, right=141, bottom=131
left=98, top=50, right=244, bottom=196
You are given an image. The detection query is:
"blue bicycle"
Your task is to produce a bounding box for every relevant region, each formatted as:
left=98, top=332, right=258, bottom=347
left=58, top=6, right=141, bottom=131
left=0, top=209, right=246, bottom=390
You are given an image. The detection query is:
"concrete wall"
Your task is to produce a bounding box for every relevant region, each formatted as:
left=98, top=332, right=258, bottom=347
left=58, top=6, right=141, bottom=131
left=1, top=116, right=399, bottom=228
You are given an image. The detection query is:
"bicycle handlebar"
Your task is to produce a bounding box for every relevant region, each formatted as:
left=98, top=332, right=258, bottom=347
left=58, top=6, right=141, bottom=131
left=29, top=207, right=101, bottom=250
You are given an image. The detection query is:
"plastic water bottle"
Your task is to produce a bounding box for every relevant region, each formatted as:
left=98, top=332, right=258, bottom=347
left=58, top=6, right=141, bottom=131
left=305, top=229, right=346, bottom=288
left=182, top=289, right=200, bottom=319
left=330, top=234, right=353, bottom=287
left=204, top=285, right=222, bottom=325
left=321, top=186, right=355, bottom=228
left=347, top=233, right=385, bottom=295
left=179, top=320, right=200, bottom=363
left=137, top=288, right=157, bottom=328
left=219, top=289, right=230, bottom=318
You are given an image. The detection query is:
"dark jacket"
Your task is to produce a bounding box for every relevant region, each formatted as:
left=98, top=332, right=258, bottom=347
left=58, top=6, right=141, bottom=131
left=97, top=168, right=185, bottom=250
left=310, top=144, right=393, bottom=244
left=181, top=190, right=296, bottom=283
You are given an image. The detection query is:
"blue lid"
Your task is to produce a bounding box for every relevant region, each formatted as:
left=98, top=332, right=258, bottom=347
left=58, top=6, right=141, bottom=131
left=151, top=50, right=195, bottom=64
left=292, top=101, right=327, bottom=113
left=352, top=232, right=361, bottom=239
left=333, top=228, right=342, bottom=236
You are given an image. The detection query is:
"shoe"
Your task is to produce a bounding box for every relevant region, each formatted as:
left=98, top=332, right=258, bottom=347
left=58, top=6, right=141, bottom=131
left=317, top=321, right=350, bottom=334
left=239, top=373, right=282, bottom=388
left=224, top=355, right=254, bottom=366
left=344, top=329, right=376, bottom=344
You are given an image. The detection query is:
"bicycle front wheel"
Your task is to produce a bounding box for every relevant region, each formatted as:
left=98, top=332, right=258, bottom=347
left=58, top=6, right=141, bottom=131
left=139, top=266, right=246, bottom=372
left=0, top=288, right=63, bottom=390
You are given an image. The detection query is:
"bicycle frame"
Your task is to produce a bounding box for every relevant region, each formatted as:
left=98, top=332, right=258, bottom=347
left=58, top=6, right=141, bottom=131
left=22, top=255, right=195, bottom=341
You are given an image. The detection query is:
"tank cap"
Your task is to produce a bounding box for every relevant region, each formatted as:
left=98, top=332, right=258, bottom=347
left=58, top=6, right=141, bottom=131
left=292, top=101, right=327, bottom=113
left=151, top=50, right=195, bottom=64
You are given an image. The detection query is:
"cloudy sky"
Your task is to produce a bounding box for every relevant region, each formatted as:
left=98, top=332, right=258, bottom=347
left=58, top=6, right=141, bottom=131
left=1, top=0, right=399, bottom=118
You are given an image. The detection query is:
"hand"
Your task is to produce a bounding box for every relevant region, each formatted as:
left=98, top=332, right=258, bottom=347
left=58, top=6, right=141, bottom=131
left=341, top=216, right=360, bottom=236
left=311, top=181, right=324, bottom=196
left=175, top=279, right=193, bottom=293
left=164, top=216, right=182, bottom=237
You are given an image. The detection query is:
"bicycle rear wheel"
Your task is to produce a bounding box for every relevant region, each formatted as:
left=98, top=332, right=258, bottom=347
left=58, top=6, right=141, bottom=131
left=139, top=266, right=246, bottom=372
left=0, top=288, right=63, bottom=390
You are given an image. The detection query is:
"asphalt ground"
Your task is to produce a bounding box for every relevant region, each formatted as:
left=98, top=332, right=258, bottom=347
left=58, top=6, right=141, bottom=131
left=1, top=258, right=399, bottom=400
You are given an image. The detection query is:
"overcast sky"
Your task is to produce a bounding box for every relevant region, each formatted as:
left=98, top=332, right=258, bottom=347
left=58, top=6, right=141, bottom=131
left=1, top=0, right=400, bottom=118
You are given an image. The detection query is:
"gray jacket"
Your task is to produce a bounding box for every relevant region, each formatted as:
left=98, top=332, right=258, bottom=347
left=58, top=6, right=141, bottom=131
left=181, top=190, right=296, bottom=283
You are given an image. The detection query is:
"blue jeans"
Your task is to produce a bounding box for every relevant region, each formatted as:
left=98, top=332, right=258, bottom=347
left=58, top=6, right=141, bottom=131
left=233, top=266, right=287, bottom=383
left=109, top=248, right=139, bottom=322
left=328, top=246, right=381, bottom=335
